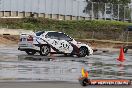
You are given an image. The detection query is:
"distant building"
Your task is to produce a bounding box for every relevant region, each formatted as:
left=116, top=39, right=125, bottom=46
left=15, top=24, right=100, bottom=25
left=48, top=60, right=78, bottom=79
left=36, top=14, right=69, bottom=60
left=0, top=0, right=131, bottom=21
left=0, top=0, right=87, bottom=18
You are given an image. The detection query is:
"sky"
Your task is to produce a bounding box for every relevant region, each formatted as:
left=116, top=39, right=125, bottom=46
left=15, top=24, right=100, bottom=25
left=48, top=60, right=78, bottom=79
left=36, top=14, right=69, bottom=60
left=0, top=0, right=87, bottom=17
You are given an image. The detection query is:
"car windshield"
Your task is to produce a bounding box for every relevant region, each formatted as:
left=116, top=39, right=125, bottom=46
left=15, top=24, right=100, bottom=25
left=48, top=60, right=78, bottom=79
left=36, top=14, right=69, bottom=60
left=36, top=31, right=45, bottom=36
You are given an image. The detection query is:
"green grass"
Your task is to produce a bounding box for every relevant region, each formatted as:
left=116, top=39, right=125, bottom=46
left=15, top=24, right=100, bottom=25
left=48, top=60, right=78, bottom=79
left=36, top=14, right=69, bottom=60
left=0, top=18, right=132, bottom=40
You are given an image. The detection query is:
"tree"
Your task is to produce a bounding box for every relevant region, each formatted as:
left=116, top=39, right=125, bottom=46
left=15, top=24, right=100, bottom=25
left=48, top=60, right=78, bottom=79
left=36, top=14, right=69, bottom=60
left=91, top=0, right=131, bottom=4
left=83, top=0, right=131, bottom=19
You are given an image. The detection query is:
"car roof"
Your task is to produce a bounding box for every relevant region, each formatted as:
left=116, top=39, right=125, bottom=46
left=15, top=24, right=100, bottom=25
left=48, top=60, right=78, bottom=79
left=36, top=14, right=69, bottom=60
left=46, top=31, right=57, bottom=32
left=44, top=31, right=63, bottom=33
left=35, top=31, right=64, bottom=34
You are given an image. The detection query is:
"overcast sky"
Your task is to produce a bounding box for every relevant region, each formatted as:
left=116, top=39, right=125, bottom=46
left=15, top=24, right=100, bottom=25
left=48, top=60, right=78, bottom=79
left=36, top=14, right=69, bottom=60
left=0, top=0, right=87, bottom=17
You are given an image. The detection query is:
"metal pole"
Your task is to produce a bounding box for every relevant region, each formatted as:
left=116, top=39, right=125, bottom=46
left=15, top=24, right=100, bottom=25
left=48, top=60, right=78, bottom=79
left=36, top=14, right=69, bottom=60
left=64, top=0, right=66, bottom=20
left=38, top=0, right=40, bottom=14
left=23, top=0, right=25, bottom=12
left=131, top=0, right=132, bottom=22
left=84, top=1, right=87, bottom=19
left=71, top=0, right=73, bottom=16
left=16, top=0, right=19, bottom=16
left=45, top=0, right=46, bottom=14
left=23, top=0, right=26, bottom=17
left=58, top=0, right=60, bottom=19
left=30, top=0, right=33, bottom=13
left=10, top=0, right=12, bottom=11
left=131, top=4, right=132, bottom=22
left=16, top=0, right=18, bottom=11
left=51, top=0, right=53, bottom=18
left=10, top=0, right=11, bottom=16
left=104, top=3, right=106, bottom=20
left=91, top=2, right=94, bottom=20
left=0, top=0, right=1, bottom=11
left=3, top=0, right=4, bottom=17
left=111, top=3, right=113, bottom=20
left=8, top=0, right=11, bottom=11
left=124, top=6, right=125, bottom=22
left=0, top=0, right=2, bottom=29
left=118, top=4, right=120, bottom=21
left=77, top=1, right=80, bottom=20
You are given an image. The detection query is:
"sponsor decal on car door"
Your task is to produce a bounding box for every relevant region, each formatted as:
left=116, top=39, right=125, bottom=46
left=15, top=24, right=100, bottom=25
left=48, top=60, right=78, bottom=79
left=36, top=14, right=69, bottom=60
left=46, top=38, right=73, bottom=53
left=45, top=32, right=74, bottom=53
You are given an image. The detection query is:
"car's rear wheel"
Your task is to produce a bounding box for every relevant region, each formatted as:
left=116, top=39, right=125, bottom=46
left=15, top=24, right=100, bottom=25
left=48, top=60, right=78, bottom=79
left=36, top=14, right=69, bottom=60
left=40, top=45, right=50, bottom=56
left=77, top=47, right=88, bottom=57
left=25, top=50, right=36, bottom=55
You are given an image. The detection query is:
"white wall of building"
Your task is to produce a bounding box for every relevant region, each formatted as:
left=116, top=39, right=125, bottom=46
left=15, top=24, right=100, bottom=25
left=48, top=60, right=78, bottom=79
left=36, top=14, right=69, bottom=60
left=0, top=0, right=87, bottom=17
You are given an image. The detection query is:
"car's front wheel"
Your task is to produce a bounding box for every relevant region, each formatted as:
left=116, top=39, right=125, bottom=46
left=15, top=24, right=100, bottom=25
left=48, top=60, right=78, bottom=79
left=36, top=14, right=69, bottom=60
left=25, top=50, right=36, bottom=55
left=40, top=45, right=50, bottom=56
left=77, top=47, right=88, bottom=57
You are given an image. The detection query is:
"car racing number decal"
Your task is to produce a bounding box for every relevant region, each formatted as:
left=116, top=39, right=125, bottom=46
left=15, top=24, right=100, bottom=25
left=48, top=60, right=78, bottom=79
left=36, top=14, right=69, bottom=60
left=59, top=42, right=70, bottom=49
left=40, top=38, right=73, bottom=53
left=52, top=40, right=58, bottom=45
left=52, top=40, right=70, bottom=49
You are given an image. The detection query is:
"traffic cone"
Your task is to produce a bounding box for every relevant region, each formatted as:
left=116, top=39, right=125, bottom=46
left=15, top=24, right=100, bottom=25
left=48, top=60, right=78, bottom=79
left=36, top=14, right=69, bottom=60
left=81, top=68, right=89, bottom=78
left=117, top=47, right=125, bottom=62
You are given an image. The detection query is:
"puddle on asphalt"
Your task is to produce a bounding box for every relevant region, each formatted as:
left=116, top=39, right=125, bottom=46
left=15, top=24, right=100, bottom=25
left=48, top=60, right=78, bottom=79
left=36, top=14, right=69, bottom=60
left=0, top=46, right=132, bottom=82
left=0, top=52, right=132, bottom=82
left=0, top=60, right=82, bottom=82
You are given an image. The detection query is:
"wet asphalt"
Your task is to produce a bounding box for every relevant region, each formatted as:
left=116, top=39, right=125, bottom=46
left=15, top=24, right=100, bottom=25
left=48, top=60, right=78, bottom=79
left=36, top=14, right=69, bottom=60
left=0, top=82, right=131, bottom=88
left=0, top=45, right=132, bottom=88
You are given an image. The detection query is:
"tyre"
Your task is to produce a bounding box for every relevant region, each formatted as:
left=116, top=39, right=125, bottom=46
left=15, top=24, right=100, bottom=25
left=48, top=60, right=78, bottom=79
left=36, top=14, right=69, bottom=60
left=25, top=50, right=36, bottom=55
left=77, top=47, right=88, bottom=57
left=124, top=47, right=128, bottom=53
left=40, top=45, right=50, bottom=56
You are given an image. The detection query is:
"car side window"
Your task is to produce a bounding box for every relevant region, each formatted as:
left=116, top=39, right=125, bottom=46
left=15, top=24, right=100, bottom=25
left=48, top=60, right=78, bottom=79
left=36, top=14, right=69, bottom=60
left=45, top=32, right=59, bottom=39
left=57, top=33, right=72, bottom=41
left=46, top=32, right=72, bottom=41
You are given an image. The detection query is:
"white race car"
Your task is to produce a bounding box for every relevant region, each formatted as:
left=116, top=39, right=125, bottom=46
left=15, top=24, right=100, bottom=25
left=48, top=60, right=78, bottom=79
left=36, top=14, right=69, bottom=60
left=18, top=31, right=93, bottom=57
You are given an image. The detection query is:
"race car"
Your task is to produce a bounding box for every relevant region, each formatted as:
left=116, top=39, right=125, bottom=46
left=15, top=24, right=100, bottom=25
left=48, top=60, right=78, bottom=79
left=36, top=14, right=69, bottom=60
left=18, top=31, right=93, bottom=57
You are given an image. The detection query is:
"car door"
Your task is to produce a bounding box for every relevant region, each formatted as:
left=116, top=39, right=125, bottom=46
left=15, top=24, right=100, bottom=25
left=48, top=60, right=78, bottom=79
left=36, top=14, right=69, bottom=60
left=45, top=32, right=73, bottom=53
left=55, top=32, right=73, bottom=53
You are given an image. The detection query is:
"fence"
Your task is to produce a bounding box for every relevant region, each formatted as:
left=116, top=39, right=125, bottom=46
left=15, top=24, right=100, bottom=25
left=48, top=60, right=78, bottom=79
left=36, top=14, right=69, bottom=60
left=72, top=31, right=132, bottom=42
left=0, top=0, right=131, bottom=21
left=83, top=2, right=131, bottom=21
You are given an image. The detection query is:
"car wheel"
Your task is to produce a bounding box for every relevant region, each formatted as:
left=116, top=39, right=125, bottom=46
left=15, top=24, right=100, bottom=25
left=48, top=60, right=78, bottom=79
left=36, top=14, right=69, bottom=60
left=25, top=50, right=36, bottom=55
left=40, top=45, right=50, bottom=56
left=124, top=47, right=128, bottom=53
left=77, top=47, right=88, bottom=57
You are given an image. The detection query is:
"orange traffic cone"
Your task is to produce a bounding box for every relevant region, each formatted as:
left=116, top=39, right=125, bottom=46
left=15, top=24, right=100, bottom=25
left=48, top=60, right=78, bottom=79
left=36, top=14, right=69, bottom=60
left=117, top=47, right=125, bottom=62
left=81, top=68, right=89, bottom=78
